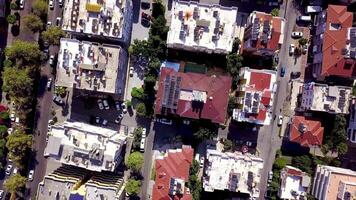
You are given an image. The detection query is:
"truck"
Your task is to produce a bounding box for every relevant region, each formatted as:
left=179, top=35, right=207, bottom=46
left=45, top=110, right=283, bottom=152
left=305, top=6, right=322, bottom=14
left=297, top=15, right=312, bottom=22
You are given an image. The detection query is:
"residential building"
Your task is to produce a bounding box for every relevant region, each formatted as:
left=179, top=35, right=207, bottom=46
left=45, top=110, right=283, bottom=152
left=312, top=165, right=356, bottom=200
left=232, top=67, right=278, bottom=125
left=167, top=1, right=238, bottom=54
left=44, top=121, right=126, bottom=172
left=278, top=166, right=311, bottom=200
left=300, top=82, right=351, bottom=114
left=155, top=67, right=232, bottom=124
left=312, top=5, right=356, bottom=80
left=61, top=0, right=132, bottom=42
left=56, top=38, right=127, bottom=96
left=152, top=146, right=194, bottom=200
left=348, top=98, right=356, bottom=143
left=203, top=150, right=264, bottom=198
left=289, top=116, right=324, bottom=148
left=37, top=166, right=125, bottom=200
left=336, top=0, right=356, bottom=5
left=243, top=11, right=286, bottom=56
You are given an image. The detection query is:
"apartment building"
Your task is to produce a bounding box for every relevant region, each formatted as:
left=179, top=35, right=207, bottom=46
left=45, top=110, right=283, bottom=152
left=289, top=116, right=324, bottom=148
left=155, top=67, right=232, bottom=124
left=312, top=5, right=356, bottom=80
left=44, top=121, right=127, bottom=172
left=56, top=38, right=127, bottom=96
left=300, top=82, right=351, bottom=114
left=167, top=1, right=238, bottom=54
left=312, top=165, right=356, bottom=200
left=279, top=166, right=311, bottom=200
left=348, top=98, right=356, bottom=143
left=232, top=67, right=278, bottom=125
left=203, top=150, right=264, bottom=198
left=61, top=0, right=132, bottom=42
left=152, top=146, right=193, bottom=200
left=37, top=166, right=125, bottom=200
left=243, top=11, right=285, bottom=56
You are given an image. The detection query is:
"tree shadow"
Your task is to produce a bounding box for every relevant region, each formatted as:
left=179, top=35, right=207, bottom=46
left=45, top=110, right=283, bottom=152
left=10, top=25, right=19, bottom=36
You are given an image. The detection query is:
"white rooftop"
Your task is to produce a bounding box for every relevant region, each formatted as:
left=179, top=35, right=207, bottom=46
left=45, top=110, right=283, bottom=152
left=203, top=149, right=263, bottom=198
left=56, top=38, right=122, bottom=94
left=62, top=0, right=129, bottom=40
left=44, top=121, right=126, bottom=172
left=279, top=166, right=310, bottom=200
left=301, top=82, right=351, bottom=114
left=167, top=1, right=238, bottom=54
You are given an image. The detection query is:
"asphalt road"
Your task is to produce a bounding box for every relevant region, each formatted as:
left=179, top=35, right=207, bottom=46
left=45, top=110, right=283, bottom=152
left=25, top=4, right=63, bottom=200
left=256, top=0, right=300, bottom=197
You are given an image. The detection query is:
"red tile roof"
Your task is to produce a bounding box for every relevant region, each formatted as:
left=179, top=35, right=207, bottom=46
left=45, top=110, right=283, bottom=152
left=152, top=146, right=194, bottom=200
left=289, top=116, right=324, bottom=147
left=320, top=5, right=356, bottom=78
left=155, top=67, right=232, bottom=124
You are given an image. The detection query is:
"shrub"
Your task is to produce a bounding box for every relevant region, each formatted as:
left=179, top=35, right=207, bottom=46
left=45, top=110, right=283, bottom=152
left=10, top=2, right=18, bottom=10
left=7, top=15, right=17, bottom=24
left=135, top=103, right=146, bottom=117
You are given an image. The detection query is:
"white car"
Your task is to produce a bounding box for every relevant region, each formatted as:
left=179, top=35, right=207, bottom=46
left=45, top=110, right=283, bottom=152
left=115, top=101, right=121, bottom=111
left=5, top=164, right=13, bottom=175
left=56, top=17, right=61, bottom=26
left=28, top=170, right=34, bottom=181
left=10, top=112, right=15, bottom=122
left=278, top=115, right=283, bottom=126
left=49, top=0, right=54, bottom=9
left=58, top=0, right=63, bottom=7
left=19, top=0, right=25, bottom=9
left=0, top=190, right=3, bottom=199
left=121, top=103, right=127, bottom=113
left=156, top=118, right=173, bottom=125
left=289, top=44, right=295, bottom=55
left=268, top=171, right=273, bottom=183
left=7, top=127, right=13, bottom=135
left=97, top=99, right=104, bottom=110
left=140, top=128, right=146, bottom=152
left=47, top=78, right=52, bottom=90
left=199, top=157, right=204, bottom=168
left=291, top=32, right=303, bottom=38
left=102, top=99, right=109, bottom=110
left=49, top=55, right=55, bottom=65
left=13, top=167, right=18, bottom=175
left=129, top=67, right=134, bottom=77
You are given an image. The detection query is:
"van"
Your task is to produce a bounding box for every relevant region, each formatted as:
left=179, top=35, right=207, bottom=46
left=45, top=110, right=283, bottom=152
left=297, top=15, right=312, bottom=22
left=305, top=6, right=322, bottom=14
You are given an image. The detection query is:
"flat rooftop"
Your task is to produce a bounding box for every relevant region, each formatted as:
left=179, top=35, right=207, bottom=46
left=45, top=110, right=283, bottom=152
left=62, top=0, right=128, bottom=39
left=167, top=1, right=238, bottom=54
left=44, top=121, right=126, bottom=172
left=56, top=38, right=122, bottom=94
left=203, top=150, right=263, bottom=198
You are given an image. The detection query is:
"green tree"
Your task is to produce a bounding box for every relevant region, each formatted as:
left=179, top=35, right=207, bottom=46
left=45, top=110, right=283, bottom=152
left=42, top=26, right=66, bottom=46
left=0, top=139, right=6, bottom=160
left=298, top=38, right=308, bottom=46
left=125, top=179, right=141, bottom=196
left=151, top=1, right=165, bottom=18
left=131, top=87, right=145, bottom=99
left=135, top=103, right=146, bottom=117
left=326, top=114, right=348, bottom=155
left=126, top=152, right=144, bottom=172
left=223, top=139, right=233, bottom=152
left=23, top=14, right=43, bottom=32
left=2, top=67, right=33, bottom=103
left=227, top=96, right=236, bottom=116
left=129, top=39, right=150, bottom=57
left=292, top=155, right=312, bottom=174
left=3, top=174, right=27, bottom=198
left=32, top=0, right=48, bottom=17
left=3, top=59, right=13, bottom=68
left=270, top=8, right=279, bottom=17
left=337, top=143, right=348, bottom=155
left=0, top=125, right=8, bottom=139
left=144, top=75, right=157, bottom=86
left=55, top=86, right=67, bottom=97
left=5, top=40, right=42, bottom=64
left=10, top=2, right=18, bottom=10
left=189, top=160, right=200, bottom=176
left=7, top=14, right=17, bottom=24
left=0, top=111, right=10, bottom=120
left=193, top=128, right=215, bottom=141
left=131, top=128, right=143, bottom=151
left=150, top=15, right=168, bottom=39
left=226, top=53, right=243, bottom=76
left=6, top=130, right=32, bottom=167
left=273, top=157, right=287, bottom=170
left=232, top=38, right=241, bottom=53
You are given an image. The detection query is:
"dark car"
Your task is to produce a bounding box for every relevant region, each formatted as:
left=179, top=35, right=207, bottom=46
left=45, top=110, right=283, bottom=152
left=280, top=66, right=286, bottom=77
left=290, top=71, right=301, bottom=79
left=141, top=2, right=150, bottom=9
left=141, top=18, right=150, bottom=27
left=53, top=95, right=64, bottom=105
left=141, top=12, right=152, bottom=21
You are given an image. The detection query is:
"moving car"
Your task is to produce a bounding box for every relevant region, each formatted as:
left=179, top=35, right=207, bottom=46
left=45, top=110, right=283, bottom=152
left=28, top=170, right=34, bottom=181
left=5, top=164, right=13, bottom=175
left=289, top=44, right=295, bottom=55
left=52, top=95, right=64, bottom=105
left=291, top=32, right=303, bottom=38
left=49, top=0, right=54, bottom=9
left=102, top=99, right=109, bottom=110
left=47, top=78, right=52, bottom=91
left=97, top=99, right=104, bottom=110
left=278, top=115, right=283, bottom=126
left=129, top=67, right=134, bottom=77
left=280, top=66, right=286, bottom=77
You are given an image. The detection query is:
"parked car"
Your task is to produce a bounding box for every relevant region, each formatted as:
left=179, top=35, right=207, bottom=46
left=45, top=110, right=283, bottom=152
left=5, top=164, right=13, bottom=175
left=115, top=101, right=121, bottom=111
left=268, top=171, right=273, bottom=183
left=10, top=112, right=15, bottom=122
left=52, top=95, right=64, bottom=105
left=115, top=113, right=124, bottom=124
left=47, top=78, right=52, bottom=91
left=47, top=21, right=52, bottom=27
left=129, top=67, right=134, bottom=77
left=140, top=128, right=146, bottom=152
left=28, top=170, right=34, bottom=181
left=121, top=103, right=127, bottom=113
left=7, top=128, right=13, bottom=135
left=280, top=66, right=286, bottom=77
left=278, top=115, right=283, bottom=126
left=49, top=55, right=55, bottom=66
left=289, top=44, right=295, bottom=55
left=102, top=99, right=109, bottom=110
left=13, top=167, right=18, bottom=175
left=19, top=0, right=25, bottom=9
left=58, top=0, right=63, bottom=7
left=291, top=32, right=303, bottom=38
left=56, top=17, right=61, bottom=26
left=141, top=12, right=152, bottom=21
left=291, top=71, right=301, bottom=79
left=0, top=190, right=3, bottom=199
left=297, top=15, right=312, bottom=22
left=97, top=99, right=104, bottom=110
left=302, top=45, right=308, bottom=54
left=199, top=157, right=204, bottom=168
left=49, top=0, right=54, bottom=9
left=141, top=18, right=150, bottom=27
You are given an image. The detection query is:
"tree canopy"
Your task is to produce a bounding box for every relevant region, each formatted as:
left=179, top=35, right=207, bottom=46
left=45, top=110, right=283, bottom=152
left=32, top=0, right=48, bottom=17
left=226, top=53, right=243, bottom=76
left=270, top=8, right=279, bottom=17
left=41, top=26, right=66, bottom=46
left=126, top=152, right=144, bottom=172
left=273, top=157, right=287, bottom=170
left=6, top=129, right=32, bottom=167
left=4, top=174, right=27, bottom=195
left=193, top=128, right=215, bottom=142
left=129, top=39, right=150, bottom=57
left=23, top=14, right=43, bottom=32
left=135, top=103, right=146, bottom=117
left=132, top=128, right=143, bottom=151
left=125, top=179, right=141, bottom=196
left=5, top=40, right=42, bottom=65
left=131, top=87, right=145, bottom=100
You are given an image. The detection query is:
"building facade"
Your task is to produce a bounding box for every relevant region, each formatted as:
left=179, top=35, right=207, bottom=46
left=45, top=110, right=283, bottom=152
left=348, top=98, right=356, bottom=143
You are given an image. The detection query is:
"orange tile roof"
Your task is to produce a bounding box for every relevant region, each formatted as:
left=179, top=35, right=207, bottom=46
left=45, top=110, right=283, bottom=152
left=320, top=5, right=356, bottom=78
left=152, top=146, right=194, bottom=200
left=289, top=116, right=324, bottom=147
